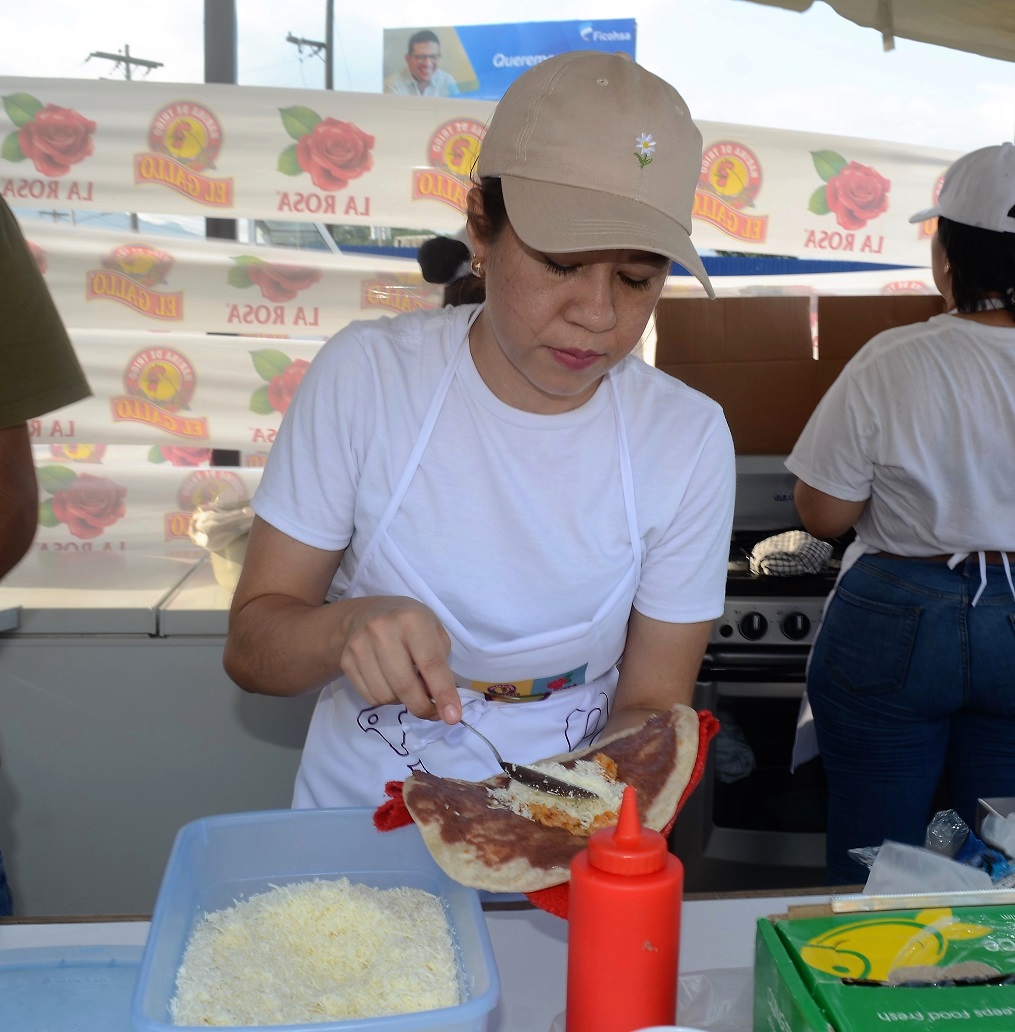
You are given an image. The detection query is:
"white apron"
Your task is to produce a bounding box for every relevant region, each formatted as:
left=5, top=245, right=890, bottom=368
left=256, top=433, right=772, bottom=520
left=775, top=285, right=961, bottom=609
left=791, top=537, right=866, bottom=770
left=293, top=330, right=642, bottom=808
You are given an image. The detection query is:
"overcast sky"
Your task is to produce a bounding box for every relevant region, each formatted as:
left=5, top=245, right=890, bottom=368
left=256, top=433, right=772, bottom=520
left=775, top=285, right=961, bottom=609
left=1, top=0, right=1012, bottom=156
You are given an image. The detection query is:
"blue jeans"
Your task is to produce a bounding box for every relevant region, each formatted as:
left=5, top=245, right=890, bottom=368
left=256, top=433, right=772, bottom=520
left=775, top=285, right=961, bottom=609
left=808, top=554, right=1015, bottom=885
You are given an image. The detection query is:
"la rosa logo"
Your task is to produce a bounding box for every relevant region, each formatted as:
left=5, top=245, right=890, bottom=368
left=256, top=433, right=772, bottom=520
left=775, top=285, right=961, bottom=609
left=412, top=119, right=486, bottom=213
left=695, top=141, right=769, bottom=243
left=134, top=101, right=234, bottom=207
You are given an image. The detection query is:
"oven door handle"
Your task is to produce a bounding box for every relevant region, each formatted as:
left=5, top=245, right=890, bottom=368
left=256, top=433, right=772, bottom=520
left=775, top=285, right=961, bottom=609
left=702, top=679, right=806, bottom=699
left=701, top=648, right=808, bottom=684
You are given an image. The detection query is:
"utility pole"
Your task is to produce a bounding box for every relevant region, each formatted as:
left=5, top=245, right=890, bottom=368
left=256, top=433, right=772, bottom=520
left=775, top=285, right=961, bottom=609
left=87, top=45, right=162, bottom=230
left=286, top=31, right=332, bottom=89
left=204, top=0, right=238, bottom=246
left=326, top=0, right=334, bottom=91
left=86, top=44, right=163, bottom=81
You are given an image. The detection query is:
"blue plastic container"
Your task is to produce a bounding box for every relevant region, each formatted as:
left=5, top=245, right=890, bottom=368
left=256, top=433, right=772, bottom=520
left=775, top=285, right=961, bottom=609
left=131, top=807, right=500, bottom=1032
left=0, top=945, right=142, bottom=1031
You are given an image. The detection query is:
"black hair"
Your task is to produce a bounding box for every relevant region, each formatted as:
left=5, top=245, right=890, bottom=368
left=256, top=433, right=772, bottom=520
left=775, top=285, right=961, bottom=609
left=937, top=216, right=1015, bottom=321
left=417, top=234, right=469, bottom=284
left=417, top=234, right=486, bottom=307
left=442, top=275, right=487, bottom=307
left=469, top=177, right=509, bottom=244
left=407, top=30, right=440, bottom=53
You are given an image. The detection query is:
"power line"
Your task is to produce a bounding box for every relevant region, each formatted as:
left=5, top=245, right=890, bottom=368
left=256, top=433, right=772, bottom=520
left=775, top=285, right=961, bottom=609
left=85, top=44, right=163, bottom=231
left=86, top=44, right=163, bottom=81
left=286, top=0, right=335, bottom=90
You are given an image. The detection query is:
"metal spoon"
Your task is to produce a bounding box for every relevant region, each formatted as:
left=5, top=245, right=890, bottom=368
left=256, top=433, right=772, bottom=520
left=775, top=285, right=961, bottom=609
left=458, top=719, right=600, bottom=799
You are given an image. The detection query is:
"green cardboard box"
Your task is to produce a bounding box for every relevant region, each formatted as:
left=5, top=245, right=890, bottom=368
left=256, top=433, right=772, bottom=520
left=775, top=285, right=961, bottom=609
left=755, top=905, right=1015, bottom=1032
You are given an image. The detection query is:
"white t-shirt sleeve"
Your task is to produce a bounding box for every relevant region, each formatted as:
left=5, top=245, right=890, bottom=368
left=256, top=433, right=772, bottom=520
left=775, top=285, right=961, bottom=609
left=252, top=330, right=372, bottom=552
left=633, top=386, right=736, bottom=624
left=786, top=355, right=875, bottom=503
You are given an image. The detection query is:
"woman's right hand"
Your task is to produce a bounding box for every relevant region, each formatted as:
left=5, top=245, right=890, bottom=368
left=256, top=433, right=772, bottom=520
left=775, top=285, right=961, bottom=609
left=226, top=517, right=461, bottom=725
left=337, top=595, right=461, bottom=723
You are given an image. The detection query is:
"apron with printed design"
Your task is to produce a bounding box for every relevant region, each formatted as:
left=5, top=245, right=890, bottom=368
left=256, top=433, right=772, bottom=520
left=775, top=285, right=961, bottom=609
left=293, top=328, right=642, bottom=808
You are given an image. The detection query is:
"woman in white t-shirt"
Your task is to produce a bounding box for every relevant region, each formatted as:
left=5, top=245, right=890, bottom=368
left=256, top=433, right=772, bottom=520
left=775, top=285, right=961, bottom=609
left=786, top=143, right=1015, bottom=885
left=223, top=52, right=735, bottom=809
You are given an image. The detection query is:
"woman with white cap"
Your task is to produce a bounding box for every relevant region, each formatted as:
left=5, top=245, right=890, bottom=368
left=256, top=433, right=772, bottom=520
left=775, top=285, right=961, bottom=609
left=224, top=51, right=734, bottom=808
left=787, top=142, right=1015, bottom=884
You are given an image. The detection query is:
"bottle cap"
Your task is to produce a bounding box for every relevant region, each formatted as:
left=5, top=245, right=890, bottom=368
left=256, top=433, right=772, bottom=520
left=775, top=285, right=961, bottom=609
left=587, top=785, right=668, bottom=875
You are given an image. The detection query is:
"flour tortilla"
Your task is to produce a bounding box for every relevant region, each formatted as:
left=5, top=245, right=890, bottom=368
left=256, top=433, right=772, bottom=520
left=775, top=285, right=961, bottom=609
left=402, top=704, right=699, bottom=892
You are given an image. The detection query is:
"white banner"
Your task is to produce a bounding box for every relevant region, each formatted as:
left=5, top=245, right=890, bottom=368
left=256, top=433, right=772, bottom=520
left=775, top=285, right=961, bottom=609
left=20, top=220, right=437, bottom=336
left=26, top=453, right=262, bottom=557
left=29, top=329, right=324, bottom=455
left=1, top=75, right=957, bottom=266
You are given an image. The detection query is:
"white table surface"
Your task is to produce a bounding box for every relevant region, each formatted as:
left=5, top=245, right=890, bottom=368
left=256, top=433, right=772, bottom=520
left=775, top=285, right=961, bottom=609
left=0, top=551, right=201, bottom=634
left=157, top=556, right=234, bottom=636
left=0, top=892, right=823, bottom=1032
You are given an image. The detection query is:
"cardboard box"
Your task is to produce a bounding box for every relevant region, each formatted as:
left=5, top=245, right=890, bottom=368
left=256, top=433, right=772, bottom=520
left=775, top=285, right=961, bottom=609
left=755, top=904, right=1015, bottom=1032
left=654, top=294, right=946, bottom=454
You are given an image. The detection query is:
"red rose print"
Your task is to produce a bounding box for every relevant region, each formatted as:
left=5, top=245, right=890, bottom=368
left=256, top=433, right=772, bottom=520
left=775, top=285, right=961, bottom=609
left=296, top=118, right=374, bottom=191
left=159, top=446, right=212, bottom=467
left=51, top=474, right=126, bottom=540
left=825, top=161, right=890, bottom=230
left=267, top=359, right=310, bottom=415
left=246, top=263, right=322, bottom=303
left=18, top=104, right=96, bottom=177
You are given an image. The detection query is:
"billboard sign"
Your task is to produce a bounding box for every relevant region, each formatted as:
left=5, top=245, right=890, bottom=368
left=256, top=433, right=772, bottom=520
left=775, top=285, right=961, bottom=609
left=382, top=20, right=637, bottom=101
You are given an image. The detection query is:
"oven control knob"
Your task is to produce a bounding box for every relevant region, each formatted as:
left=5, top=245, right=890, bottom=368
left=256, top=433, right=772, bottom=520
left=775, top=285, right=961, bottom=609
left=739, top=612, right=768, bottom=641
left=782, top=612, right=812, bottom=641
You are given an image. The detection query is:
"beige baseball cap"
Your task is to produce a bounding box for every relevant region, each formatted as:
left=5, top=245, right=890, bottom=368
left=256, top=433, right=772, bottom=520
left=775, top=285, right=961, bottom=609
left=476, top=50, right=713, bottom=298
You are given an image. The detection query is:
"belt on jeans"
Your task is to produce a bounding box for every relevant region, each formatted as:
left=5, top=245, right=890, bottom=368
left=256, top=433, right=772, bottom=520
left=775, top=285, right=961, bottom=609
left=874, top=550, right=1009, bottom=565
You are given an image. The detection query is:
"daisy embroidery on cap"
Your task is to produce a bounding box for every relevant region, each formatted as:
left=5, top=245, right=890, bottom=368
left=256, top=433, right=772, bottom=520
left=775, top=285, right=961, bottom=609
left=634, top=133, right=656, bottom=168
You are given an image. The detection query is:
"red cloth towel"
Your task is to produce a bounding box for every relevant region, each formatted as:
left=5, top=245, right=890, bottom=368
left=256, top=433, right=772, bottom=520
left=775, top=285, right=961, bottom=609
left=373, top=709, right=720, bottom=919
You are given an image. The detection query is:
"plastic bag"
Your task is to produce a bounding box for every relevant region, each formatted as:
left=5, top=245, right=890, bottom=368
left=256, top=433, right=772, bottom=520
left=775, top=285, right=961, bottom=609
left=981, top=811, right=1015, bottom=860
left=187, top=499, right=254, bottom=589
left=849, top=810, right=1015, bottom=890
left=924, top=809, right=1015, bottom=883
left=863, top=840, right=993, bottom=895
left=677, top=967, right=754, bottom=1032
left=546, top=968, right=753, bottom=1032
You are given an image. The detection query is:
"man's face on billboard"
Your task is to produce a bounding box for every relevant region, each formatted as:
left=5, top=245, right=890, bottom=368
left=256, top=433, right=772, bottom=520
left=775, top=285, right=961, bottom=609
left=406, top=42, right=440, bottom=86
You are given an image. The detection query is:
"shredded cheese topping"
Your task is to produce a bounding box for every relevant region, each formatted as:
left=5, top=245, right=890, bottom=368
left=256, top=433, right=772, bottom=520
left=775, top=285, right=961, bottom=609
left=169, top=877, right=459, bottom=1027
left=487, top=755, right=626, bottom=835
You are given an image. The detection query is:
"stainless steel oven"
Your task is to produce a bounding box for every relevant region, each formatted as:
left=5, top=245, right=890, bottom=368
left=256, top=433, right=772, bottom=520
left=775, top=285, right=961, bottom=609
left=668, top=456, right=844, bottom=892
left=670, top=648, right=827, bottom=892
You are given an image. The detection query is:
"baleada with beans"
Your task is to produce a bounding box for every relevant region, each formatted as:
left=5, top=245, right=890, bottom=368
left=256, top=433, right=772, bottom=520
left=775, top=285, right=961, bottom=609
left=402, top=705, right=698, bottom=892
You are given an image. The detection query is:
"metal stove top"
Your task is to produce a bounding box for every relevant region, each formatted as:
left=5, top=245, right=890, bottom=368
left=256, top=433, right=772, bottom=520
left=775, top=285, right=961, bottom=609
left=714, top=464, right=853, bottom=649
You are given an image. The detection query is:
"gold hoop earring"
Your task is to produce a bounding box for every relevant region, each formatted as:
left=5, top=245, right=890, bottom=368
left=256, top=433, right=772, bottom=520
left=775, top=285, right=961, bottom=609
left=470, top=256, right=485, bottom=279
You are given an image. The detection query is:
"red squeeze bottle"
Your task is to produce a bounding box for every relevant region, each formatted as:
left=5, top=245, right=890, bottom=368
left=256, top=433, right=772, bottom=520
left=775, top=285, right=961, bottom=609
left=565, top=784, right=683, bottom=1032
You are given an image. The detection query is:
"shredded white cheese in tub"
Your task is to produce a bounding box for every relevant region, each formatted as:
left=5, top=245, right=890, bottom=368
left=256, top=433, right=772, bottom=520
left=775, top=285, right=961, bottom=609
left=169, top=877, right=459, bottom=1026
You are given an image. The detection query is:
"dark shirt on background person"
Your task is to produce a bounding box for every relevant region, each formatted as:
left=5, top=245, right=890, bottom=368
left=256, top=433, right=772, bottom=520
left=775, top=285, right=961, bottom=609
left=0, top=195, right=91, bottom=915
